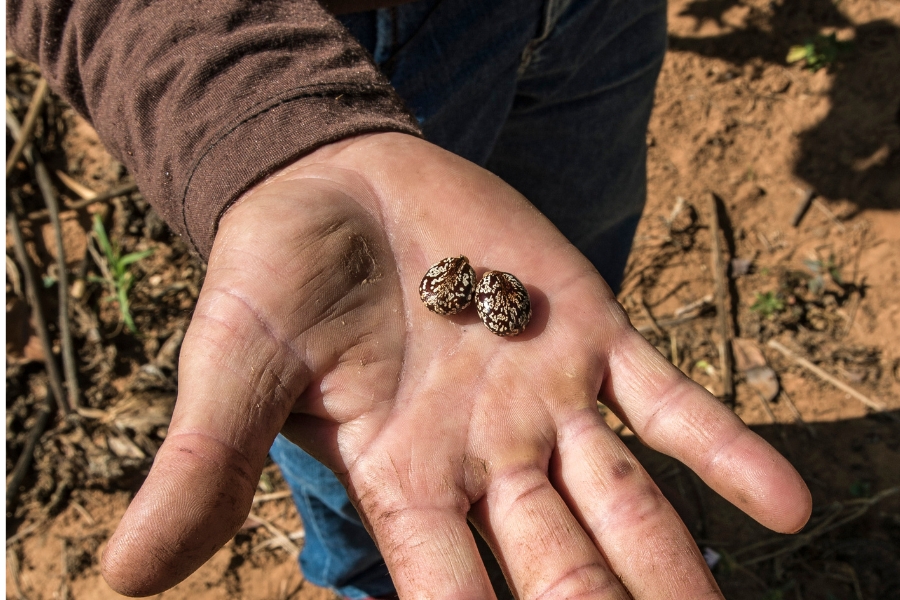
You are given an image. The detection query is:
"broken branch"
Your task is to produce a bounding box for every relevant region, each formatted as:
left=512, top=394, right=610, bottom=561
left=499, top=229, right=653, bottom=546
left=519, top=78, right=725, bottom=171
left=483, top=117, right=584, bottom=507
left=767, top=339, right=886, bottom=411
left=708, top=193, right=734, bottom=402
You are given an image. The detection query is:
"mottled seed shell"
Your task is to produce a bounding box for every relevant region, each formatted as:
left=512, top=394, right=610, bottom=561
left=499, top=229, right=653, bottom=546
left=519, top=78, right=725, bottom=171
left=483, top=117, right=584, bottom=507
left=419, top=256, right=477, bottom=315
left=475, top=271, right=532, bottom=336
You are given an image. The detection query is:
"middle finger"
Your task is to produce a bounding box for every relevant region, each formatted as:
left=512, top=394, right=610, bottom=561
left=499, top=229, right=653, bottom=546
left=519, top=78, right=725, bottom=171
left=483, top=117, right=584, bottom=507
left=470, top=464, right=630, bottom=600
left=554, top=406, right=723, bottom=599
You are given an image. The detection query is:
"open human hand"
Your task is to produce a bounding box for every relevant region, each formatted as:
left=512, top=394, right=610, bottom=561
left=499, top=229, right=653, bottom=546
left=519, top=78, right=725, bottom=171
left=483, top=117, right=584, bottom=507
left=101, top=133, right=811, bottom=598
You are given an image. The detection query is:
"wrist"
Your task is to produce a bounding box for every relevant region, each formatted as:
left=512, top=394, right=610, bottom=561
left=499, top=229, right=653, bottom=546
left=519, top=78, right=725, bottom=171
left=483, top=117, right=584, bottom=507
left=221, top=132, right=405, bottom=230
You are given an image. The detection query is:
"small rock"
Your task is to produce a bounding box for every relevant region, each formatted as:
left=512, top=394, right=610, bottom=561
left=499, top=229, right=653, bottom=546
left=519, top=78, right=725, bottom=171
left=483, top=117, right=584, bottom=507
left=731, top=257, right=753, bottom=277
left=745, top=366, right=780, bottom=403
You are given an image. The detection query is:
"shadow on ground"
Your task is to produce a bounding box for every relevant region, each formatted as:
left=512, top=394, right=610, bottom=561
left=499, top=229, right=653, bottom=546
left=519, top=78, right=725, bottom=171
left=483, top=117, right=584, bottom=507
left=627, top=410, right=900, bottom=599
left=668, top=0, right=900, bottom=215
left=475, top=411, right=900, bottom=599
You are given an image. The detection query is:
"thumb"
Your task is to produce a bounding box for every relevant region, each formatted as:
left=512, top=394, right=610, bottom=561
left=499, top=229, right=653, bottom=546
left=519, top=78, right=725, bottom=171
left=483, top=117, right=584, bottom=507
left=101, top=431, right=261, bottom=595
left=101, top=258, right=310, bottom=596
left=100, top=174, right=400, bottom=595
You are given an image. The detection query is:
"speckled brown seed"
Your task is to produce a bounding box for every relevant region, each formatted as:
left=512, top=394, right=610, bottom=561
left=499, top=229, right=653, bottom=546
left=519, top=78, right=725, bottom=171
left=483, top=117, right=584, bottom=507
left=419, top=256, right=477, bottom=315
left=475, top=271, right=531, bottom=336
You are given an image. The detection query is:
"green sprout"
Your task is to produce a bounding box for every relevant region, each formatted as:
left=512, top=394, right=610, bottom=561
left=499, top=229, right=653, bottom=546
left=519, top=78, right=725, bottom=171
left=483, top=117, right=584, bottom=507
left=88, top=213, right=154, bottom=333
left=804, top=255, right=842, bottom=295
left=786, top=33, right=853, bottom=72
left=750, top=291, right=785, bottom=318
left=695, top=360, right=716, bottom=377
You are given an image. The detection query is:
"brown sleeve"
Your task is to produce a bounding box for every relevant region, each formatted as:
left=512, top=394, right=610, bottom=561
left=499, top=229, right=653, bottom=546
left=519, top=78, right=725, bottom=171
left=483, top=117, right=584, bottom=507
left=6, top=0, right=423, bottom=259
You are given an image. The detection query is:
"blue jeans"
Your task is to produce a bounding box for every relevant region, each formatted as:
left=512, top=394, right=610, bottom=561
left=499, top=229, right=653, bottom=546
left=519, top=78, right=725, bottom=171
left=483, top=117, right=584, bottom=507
left=271, top=0, right=667, bottom=597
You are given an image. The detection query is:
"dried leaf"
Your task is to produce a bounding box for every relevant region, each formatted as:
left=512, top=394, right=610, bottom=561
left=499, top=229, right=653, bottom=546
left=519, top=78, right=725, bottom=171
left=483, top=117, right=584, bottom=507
left=732, top=338, right=768, bottom=372
left=106, top=433, right=146, bottom=459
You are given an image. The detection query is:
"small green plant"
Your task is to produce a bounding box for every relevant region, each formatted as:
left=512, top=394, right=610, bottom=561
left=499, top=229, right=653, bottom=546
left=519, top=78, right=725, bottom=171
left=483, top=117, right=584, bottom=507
left=258, top=471, right=275, bottom=494
left=89, top=213, right=154, bottom=333
left=786, top=33, right=853, bottom=72
left=695, top=360, right=716, bottom=377
left=804, top=255, right=842, bottom=295
left=750, top=291, right=785, bottom=318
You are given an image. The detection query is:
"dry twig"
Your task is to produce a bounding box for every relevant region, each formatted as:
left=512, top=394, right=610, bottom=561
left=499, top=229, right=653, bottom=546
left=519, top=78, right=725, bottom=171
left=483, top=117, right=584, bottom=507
left=634, top=295, right=714, bottom=334
left=674, top=294, right=715, bottom=318
left=753, top=389, right=778, bottom=424
left=69, top=500, right=96, bottom=526
left=840, top=289, right=861, bottom=338
left=247, top=512, right=302, bottom=558
left=7, top=254, right=23, bottom=296
left=635, top=312, right=705, bottom=334
left=252, top=530, right=306, bottom=556
left=756, top=230, right=774, bottom=252
left=707, top=193, right=734, bottom=402
left=27, top=182, right=139, bottom=221
left=670, top=333, right=679, bottom=367
left=835, top=563, right=865, bottom=600
left=35, top=158, right=82, bottom=411
left=812, top=198, right=846, bottom=232
left=767, top=339, right=886, bottom=411
left=8, top=209, right=70, bottom=415
left=791, top=187, right=815, bottom=228
left=6, top=109, right=23, bottom=139
left=778, top=388, right=816, bottom=437
left=6, top=522, right=43, bottom=546
left=6, top=391, right=54, bottom=515
left=5, top=77, right=48, bottom=177
left=8, top=108, right=80, bottom=411
left=6, top=547, right=28, bottom=600
left=849, top=224, right=867, bottom=287
left=665, top=196, right=687, bottom=230
left=252, top=490, right=293, bottom=505
left=637, top=296, right=665, bottom=337
left=736, top=486, right=899, bottom=566
left=54, top=169, right=98, bottom=200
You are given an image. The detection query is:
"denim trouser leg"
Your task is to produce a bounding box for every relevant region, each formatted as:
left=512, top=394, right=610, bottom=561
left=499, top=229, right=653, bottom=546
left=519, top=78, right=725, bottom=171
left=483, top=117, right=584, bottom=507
left=269, top=436, right=394, bottom=599
left=486, top=0, right=667, bottom=291
left=271, top=1, right=667, bottom=597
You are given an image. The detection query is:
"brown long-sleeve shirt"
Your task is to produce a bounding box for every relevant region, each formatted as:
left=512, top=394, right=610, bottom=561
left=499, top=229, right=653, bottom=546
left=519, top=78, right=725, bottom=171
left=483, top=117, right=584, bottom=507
left=7, top=0, right=423, bottom=258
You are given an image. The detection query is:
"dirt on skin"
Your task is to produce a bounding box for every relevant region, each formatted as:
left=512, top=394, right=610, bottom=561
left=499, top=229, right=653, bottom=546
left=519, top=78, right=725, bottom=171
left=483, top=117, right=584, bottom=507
left=6, top=0, right=900, bottom=598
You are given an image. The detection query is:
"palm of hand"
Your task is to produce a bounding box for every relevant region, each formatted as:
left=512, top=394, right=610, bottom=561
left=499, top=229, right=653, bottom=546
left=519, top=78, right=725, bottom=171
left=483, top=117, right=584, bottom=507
left=102, top=134, right=810, bottom=599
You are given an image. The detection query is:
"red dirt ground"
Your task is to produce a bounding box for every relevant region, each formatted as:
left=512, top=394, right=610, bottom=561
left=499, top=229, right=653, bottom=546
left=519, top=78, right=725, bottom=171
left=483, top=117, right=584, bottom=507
left=6, top=0, right=899, bottom=598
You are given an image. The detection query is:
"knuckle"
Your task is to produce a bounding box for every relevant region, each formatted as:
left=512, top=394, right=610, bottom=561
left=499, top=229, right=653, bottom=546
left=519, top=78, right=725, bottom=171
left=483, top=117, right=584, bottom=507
left=604, top=480, right=669, bottom=532
left=531, top=564, right=624, bottom=600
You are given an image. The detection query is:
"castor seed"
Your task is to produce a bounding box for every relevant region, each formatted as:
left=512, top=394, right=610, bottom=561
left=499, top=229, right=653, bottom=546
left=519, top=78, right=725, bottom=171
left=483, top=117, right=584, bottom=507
left=419, top=256, right=477, bottom=315
left=475, top=271, right=531, bottom=336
